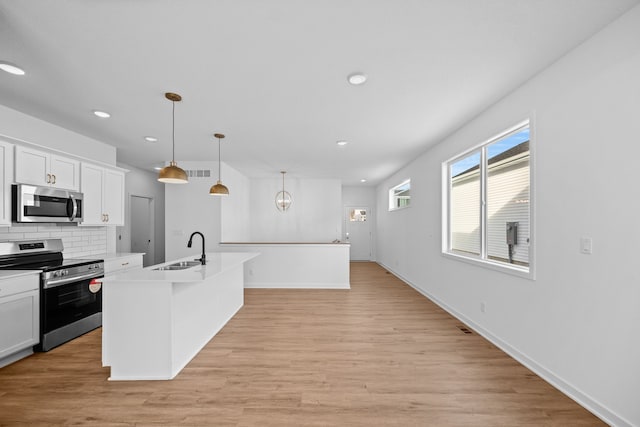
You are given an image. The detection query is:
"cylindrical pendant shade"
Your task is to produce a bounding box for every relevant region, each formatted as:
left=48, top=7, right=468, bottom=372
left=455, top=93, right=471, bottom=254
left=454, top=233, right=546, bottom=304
left=158, top=161, right=188, bottom=184
left=210, top=180, right=229, bottom=196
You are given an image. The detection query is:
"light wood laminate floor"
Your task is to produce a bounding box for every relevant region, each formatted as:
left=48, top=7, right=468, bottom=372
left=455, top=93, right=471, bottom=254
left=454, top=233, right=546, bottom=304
left=0, top=262, right=603, bottom=426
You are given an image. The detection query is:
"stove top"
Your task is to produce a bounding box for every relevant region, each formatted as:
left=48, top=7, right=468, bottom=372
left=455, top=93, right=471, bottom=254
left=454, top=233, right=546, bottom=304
left=0, top=239, right=102, bottom=271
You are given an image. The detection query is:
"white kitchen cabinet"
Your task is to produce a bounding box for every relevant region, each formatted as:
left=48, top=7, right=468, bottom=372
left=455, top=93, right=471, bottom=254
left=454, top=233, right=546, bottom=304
left=103, top=253, right=144, bottom=276
left=0, top=272, right=40, bottom=368
left=80, top=163, right=125, bottom=226
left=15, top=146, right=80, bottom=191
left=0, top=139, right=13, bottom=226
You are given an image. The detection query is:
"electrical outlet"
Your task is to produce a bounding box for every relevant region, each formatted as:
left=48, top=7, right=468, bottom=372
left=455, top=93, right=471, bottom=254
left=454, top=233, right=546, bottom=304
left=480, top=302, right=486, bottom=313
left=580, top=237, right=593, bottom=255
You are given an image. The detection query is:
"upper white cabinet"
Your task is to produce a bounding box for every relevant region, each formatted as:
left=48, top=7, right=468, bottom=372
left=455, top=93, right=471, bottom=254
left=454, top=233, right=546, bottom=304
left=15, top=146, right=79, bottom=191
left=0, top=140, right=14, bottom=226
left=80, top=163, right=125, bottom=226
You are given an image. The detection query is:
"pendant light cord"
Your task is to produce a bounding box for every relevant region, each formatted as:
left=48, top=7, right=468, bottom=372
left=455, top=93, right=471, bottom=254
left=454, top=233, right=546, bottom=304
left=218, top=137, right=222, bottom=181
left=172, top=100, right=176, bottom=162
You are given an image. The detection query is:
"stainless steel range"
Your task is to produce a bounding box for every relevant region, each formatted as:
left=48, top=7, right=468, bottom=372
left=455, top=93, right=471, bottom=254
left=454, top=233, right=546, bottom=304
left=0, top=239, right=104, bottom=351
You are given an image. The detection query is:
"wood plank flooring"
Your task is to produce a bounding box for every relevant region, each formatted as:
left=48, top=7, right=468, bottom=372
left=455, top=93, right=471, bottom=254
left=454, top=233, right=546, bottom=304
left=0, top=262, right=604, bottom=426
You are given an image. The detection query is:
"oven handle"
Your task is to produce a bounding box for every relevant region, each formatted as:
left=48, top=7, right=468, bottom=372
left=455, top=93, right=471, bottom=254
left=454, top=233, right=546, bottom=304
left=43, top=272, right=104, bottom=289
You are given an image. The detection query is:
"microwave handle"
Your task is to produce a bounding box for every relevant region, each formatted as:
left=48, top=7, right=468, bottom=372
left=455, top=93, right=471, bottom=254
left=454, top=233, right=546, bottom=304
left=69, top=198, right=78, bottom=221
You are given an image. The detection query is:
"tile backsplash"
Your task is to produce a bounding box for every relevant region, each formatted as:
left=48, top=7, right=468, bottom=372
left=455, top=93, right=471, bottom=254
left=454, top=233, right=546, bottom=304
left=0, top=224, right=107, bottom=257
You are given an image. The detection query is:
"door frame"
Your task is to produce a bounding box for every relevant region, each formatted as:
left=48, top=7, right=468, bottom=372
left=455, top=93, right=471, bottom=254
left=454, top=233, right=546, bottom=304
left=129, top=193, right=155, bottom=267
left=343, top=205, right=372, bottom=261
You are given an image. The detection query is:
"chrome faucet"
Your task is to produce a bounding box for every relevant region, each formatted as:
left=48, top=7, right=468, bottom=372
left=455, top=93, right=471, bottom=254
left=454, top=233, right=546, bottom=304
left=187, top=232, right=206, bottom=265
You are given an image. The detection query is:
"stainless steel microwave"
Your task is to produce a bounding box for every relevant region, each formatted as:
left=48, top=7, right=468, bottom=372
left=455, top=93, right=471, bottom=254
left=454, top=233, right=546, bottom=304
left=12, top=184, right=83, bottom=223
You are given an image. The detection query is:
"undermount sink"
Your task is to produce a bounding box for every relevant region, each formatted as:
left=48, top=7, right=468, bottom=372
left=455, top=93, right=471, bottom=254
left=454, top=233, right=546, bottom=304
left=153, top=260, right=202, bottom=271
left=171, top=261, right=202, bottom=267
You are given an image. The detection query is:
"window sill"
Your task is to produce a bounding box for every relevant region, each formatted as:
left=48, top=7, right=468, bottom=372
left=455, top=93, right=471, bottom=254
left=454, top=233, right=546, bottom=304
left=388, top=205, right=411, bottom=212
left=441, top=251, right=534, bottom=280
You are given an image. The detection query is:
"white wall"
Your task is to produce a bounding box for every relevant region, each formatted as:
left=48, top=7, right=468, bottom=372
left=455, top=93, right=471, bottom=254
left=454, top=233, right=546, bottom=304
left=116, top=163, right=165, bottom=265
left=249, top=177, right=342, bottom=242
left=375, top=5, right=640, bottom=426
left=164, top=161, right=222, bottom=262
left=0, top=104, right=116, bottom=165
left=220, top=162, right=250, bottom=242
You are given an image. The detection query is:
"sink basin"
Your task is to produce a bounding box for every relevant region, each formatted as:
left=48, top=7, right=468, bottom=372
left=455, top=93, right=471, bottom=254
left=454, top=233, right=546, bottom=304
left=153, top=261, right=202, bottom=271
left=170, top=261, right=202, bottom=267
left=153, top=265, right=189, bottom=271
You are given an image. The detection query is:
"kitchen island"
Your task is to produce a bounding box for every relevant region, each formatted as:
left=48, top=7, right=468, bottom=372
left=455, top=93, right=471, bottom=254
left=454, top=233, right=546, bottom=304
left=101, top=252, right=258, bottom=381
left=220, top=242, right=350, bottom=289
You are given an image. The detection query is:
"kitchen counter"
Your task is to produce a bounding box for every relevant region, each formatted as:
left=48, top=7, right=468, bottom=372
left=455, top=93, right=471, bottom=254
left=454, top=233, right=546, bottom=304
left=0, top=270, right=40, bottom=280
left=104, top=252, right=256, bottom=283
left=92, top=252, right=144, bottom=261
left=101, top=252, right=258, bottom=381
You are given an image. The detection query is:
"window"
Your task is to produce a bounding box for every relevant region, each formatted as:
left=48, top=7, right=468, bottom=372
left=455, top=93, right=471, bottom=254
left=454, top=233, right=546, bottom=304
left=389, top=179, right=411, bottom=211
left=444, top=121, right=531, bottom=275
left=349, top=208, right=367, bottom=222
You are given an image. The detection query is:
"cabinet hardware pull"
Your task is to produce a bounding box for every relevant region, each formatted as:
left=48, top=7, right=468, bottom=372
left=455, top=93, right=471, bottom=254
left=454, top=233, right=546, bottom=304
left=106, top=214, right=109, bottom=222
left=46, top=173, right=51, bottom=183
left=52, top=174, right=56, bottom=184
left=122, top=262, right=129, bottom=266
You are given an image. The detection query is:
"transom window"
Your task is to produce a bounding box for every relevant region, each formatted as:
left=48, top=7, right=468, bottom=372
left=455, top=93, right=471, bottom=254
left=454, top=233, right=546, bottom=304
left=389, top=179, right=411, bottom=211
left=443, top=121, right=532, bottom=276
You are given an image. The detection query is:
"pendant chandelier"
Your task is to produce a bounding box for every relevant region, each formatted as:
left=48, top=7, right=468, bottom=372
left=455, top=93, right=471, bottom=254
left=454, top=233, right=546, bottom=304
left=275, top=171, right=292, bottom=212
left=209, top=133, right=229, bottom=196
left=158, top=92, right=188, bottom=184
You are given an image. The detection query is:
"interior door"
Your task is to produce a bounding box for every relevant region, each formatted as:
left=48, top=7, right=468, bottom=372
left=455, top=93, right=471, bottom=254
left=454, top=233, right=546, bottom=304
left=344, top=206, right=371, bottom=261
left=130, top=195, right=153, bottom=267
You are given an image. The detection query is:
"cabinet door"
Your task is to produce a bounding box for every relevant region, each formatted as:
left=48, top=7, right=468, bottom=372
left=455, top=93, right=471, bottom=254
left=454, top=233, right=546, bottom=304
left=0, top=291, right=39, bottom=359
left=80, top=163, right=104, bottom=226
left=15, top=146, right=49, bottom=186
left=0, top=141, right=13, bottom=226
left=50, top=154, right=80, bottom=190
left=103, top=169, right=125, bottom=226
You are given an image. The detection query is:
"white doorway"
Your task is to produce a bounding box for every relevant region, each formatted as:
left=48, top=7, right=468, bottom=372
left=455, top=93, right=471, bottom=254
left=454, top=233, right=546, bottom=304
left=344, top=206, right=372, bottom=261
left=131, top=195, right=154, bottom=267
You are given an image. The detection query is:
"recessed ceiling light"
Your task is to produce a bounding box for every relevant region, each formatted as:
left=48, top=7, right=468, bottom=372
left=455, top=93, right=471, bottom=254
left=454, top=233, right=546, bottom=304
left=336, top=140, right=349, bottom=146
left=92, top=110, right=111, bottom=118
left=144, top=136, right=158, bottom=142
left=360, top=179, right=367, bottom=183
left=347, top=73, right=367, bottom=85
left=0, top=61, right=25, bottom=75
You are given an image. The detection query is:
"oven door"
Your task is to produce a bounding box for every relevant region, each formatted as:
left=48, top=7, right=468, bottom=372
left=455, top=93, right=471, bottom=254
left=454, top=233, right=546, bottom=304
left=38, top=275, right=102, bottom=351
left=12, top=184, right=83, bottom=223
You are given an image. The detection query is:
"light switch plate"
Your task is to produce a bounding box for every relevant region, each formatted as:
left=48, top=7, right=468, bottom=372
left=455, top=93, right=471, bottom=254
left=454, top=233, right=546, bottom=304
left=580, top=237, right=593, bottom=254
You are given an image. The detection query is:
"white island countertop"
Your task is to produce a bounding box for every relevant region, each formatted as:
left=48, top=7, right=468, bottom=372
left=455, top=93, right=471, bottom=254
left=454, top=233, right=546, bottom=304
left=105, top=252, right=259, bottom=282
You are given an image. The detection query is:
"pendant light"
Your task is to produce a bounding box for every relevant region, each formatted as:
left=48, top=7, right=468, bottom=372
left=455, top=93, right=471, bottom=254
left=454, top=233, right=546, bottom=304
left=209, top=133, right=229, bottom=196
left=158, top=92, right=188, bottom=184
left=275, top=171, right=292, bottom=212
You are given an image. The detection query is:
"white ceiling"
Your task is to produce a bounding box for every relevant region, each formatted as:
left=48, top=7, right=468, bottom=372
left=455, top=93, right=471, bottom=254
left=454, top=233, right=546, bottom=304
left=0, top=0, right=637, bottom=185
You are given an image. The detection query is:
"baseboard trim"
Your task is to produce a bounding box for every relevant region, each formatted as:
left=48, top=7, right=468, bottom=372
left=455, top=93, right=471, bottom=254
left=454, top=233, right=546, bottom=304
left=244, top=282, right=350, bottom=289
left=377, top=261, right=632, bottom=427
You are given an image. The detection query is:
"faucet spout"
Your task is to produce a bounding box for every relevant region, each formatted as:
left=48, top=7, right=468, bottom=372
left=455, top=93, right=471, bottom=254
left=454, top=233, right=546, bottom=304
left=187, top=231, right=206, bottom=265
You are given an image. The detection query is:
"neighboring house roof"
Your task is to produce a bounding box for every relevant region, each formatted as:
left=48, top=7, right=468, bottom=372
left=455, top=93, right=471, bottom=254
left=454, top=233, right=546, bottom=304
left=452, top=140, right=530, bottom=179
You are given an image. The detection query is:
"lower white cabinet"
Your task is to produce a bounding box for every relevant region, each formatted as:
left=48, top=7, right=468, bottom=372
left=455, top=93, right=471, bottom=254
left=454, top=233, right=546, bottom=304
left=104, top=254, right=144, bottom=276
left=0, top=273, right=40, bottom=367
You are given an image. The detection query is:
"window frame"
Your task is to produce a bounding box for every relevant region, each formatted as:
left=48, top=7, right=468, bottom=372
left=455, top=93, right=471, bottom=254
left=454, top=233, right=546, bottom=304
left=441, top=119, right=535, bottom=279
left=388, top=179, right=411, bottom=211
